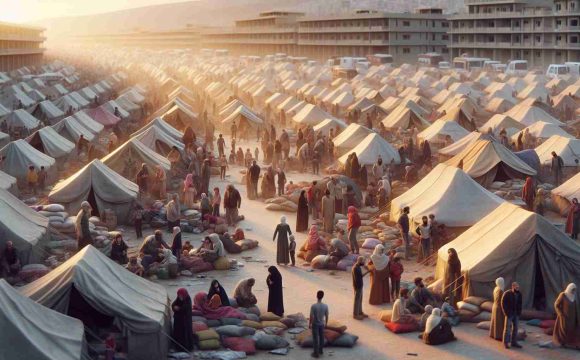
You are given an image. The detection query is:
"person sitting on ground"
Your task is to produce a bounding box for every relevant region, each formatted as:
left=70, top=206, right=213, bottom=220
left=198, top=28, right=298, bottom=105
left=182, top=240, right=193, bottom=254
left=422, top=308, right=456, bottom=345
left=193, top=292, right=246, bottom=320
left=160, top=248, right=179, bottom=278
left=110, top=234, right=129, bottom=265
left=407, top=277, right=436, bottom=314
left=2, top=241, right=21, bottom=277
left=207, top=279, right=230, bottom=307
left=419, top=305, right=434, bottom=332
left=441, top=297, right=460, bottom=326
left=220, top=232, right=242, bottom=254
left=139, top=230, right=170, bottom=270
left=233, top=278, right=258, bottom=308
left=125, top=256, right=144, bottom=277
left=195, top=234, right=225, bottom=263
left=392, top=288, right=417, bottom=325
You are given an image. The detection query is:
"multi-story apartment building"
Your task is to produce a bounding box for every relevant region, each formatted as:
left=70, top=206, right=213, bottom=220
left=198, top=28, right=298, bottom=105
left=296, top=8, right=449, bottom=62
left=202, top=8, right=449, bottom=63
left=202, top=11, right=304, bottom=56
left=0, top=21, right=45, bottom=72
left=74, top=26, right=202, bottom=50
left=448, top=0, right=580, bottom=68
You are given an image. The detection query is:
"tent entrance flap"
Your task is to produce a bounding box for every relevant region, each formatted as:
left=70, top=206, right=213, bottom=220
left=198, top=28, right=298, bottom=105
left=87, top=187, right=100, bottom=218
left=68, top=286, right=114, bottom=334
left=533, top=237, right=547, bottom=311
left=155, top=140, right=171, bottom=156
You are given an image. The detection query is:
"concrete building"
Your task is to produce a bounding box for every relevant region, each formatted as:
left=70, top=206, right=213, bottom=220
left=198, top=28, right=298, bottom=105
left=202, top=9, right=449, bottom=63
left=202, top=11, right=304, bottom=56
left=448, top=0, right=580, bottom=68
left=74, top=26, right=203, bottom=49
left=0, top=21, right=45, bottom=72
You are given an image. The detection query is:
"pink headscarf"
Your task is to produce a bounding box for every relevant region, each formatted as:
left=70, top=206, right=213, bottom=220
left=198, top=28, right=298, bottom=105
left=193, top=292, right=246, bottom=320
left=348, top=206, right=357, bottom=214
left=306, top=225, right=323, bottom=250
left=177, top=288, right=188, bottom=298
left=183, top=174, right=194, bottom=191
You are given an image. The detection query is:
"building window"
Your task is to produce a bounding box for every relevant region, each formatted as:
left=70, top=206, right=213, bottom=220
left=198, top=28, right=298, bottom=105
left=571, top=19, right=578, bottom=26
left=403, top=21, right=410, bottom=27
left=571, top=36, right=579, bottom=44
left=403, top=34, right=410, bottom=40
left=442, top=34, right=449, bottom=40
left=442, top=48, right=449, bottom=53
left=402, top=47, right=410, bottom=54
left=536, top=51, right=541, bottom=57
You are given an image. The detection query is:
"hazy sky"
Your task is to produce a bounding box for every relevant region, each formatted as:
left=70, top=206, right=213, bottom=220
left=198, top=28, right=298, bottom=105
left=0, top=0, right=192, bottom=23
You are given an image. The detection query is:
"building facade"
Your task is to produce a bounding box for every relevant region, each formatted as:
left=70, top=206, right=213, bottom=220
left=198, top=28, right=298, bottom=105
left=202, top=9, right=449, bottom=63
left=448, top=0, right=580, bottom=67
left=0, top=21, right=45, bottom=72
left=74, top=26, right=202, bottom=50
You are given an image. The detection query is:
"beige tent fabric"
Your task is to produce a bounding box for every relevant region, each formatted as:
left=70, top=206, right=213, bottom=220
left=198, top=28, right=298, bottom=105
left=332, top=123, right=374, bottom=155
left=0, top=139, right=56, bottom=181
left=418, top=119, right=469, bottom=148
left=102, top=138, right=171, bottom=175
left=511, top=121, right=573, bottom=142
left=131, top=117, right=183, bottom=142
left=445, top=139, right=536, bottom=185
left=0, top=280, right=90, bottom=360
left=221, top=105, right=263, bottom=128
left=504, top=104, right=564, bottom=126
left=48, top=160, right=138, bottom=224
left=551, top=172, right=580, bottom=215
left=313, top=118, right=347, bottom=136
left=292, top=104, right=331, bottom=126
left=338, top=133, right=400, bottom=165
left=534, top=135, right=580, bottom=166
left=20, top=246, right=171, bottom=360
left=435, top=203, right=580, bottom=313
left=479, top=114, right=524, bottom=137
left=381, top=103, right=429, bottom=130
left=390, top=164, right=504, bottom=227
left=133, top=125, right=185, bottom=155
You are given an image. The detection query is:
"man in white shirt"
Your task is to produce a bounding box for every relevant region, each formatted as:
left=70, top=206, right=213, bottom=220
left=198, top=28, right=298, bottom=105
left=415, top=216, right=432, bottom=263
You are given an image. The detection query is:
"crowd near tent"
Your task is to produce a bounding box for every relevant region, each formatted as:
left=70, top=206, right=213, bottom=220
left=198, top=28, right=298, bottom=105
left=511, top=121, right=573, bottom=142
left=48, top=160, right=139, bottom=224
left=0, top=188, right=49, bottom=264
left=0, top=280, right=91, bottom=360
left=313, top=118, right=347, bottom=136
left=479, top=114, right=524, bottom=137
left=390, top=164, right=504, bottom=227
left=27, top=126, right=75, bottom=160
left=551, top=172, right=580, bottom=215
left=436, top=203, right=580, bottom=313
left=20, top=246, right=171, bottom=360
left=338, top=133, right=400, bottom=166
left=0, top=139, right=56, bottom=181
left=221, top=105, right=263, bottom=134
left=445, top=139, right=536, bottom=186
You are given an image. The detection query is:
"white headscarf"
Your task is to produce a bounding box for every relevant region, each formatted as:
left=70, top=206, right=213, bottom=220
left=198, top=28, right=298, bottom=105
left=370, top=244, right=389, bottom=271
left=173, top=226, right=181, bottom=236
left=564, top=283, right=576, bottom=302
left=425, top=308, right=442, bottom=334
left=495, top=277, right=505, bottom=291
left=280, top=216, right=287, bottom=224
left=161, top=248, right=177, bottom=265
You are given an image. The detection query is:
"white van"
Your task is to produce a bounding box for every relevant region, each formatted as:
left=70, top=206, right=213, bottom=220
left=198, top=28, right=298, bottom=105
left=453, top=57, right=489, bottom=71
left=483, top=60, right=501, bottom=72
left=506, top=60, right=528, bottom=76
left=546, top=64, right=570, bottom=79
left=564, top=62, right=580, bottom=76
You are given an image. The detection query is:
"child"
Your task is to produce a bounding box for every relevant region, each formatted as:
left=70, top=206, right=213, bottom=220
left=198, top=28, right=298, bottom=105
left=228, top=149, right=236, bottom=164
left=288, top=235, right=296, bottom=267
left=38, top=166, right=47, bottom=192
left=133, top=204, right=144, bottom=238
left=182, top=240, right=193, bottom=253
left=389, top=253, right=404, bottom=301
left=254, top=147, right=259, bottom=162
left=27, top=165, right=38, bottom=194
left=125, top=257, right=144, bottom=277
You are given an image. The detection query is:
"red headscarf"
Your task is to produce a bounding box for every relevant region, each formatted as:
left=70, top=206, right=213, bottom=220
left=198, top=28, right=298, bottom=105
left=306, top=225, right=322, bottom=250
left=347, top=206, right=361, bottom=230
left=193, top=291, right=246, bottom=320
left=177, top=288, right=188, bottom=298
left=521, top=177, right=535, bottom=209
left=565, top=199, right=579, bottom=234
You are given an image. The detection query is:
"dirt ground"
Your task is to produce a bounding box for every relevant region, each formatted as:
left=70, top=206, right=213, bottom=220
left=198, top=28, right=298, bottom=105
left=121, top=138, right=577, bottom=360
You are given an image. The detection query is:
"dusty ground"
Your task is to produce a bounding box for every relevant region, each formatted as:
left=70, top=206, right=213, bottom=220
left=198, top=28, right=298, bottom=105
left=122, top=138, right=577, bottom=360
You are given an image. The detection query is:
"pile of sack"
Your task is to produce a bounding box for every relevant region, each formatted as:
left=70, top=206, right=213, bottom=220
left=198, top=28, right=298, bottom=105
left=264, top=197, right=298, bottom=212
left=294, top=319, right=359, bottom=348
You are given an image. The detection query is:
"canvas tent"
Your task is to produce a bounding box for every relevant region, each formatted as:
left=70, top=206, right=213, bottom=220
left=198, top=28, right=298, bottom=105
left=534, top=135, right=580, bottom=166
left=511, top=121, right=573, bottom=142
left=435, top=203, right=580, bottom=313
left=29, top=100, right=65, bottom=125
left=27, top=126, right=75, bottom=159
left=390, top=164, right=504, bottom=227
left=292, top=104, right=330, bottom=126
left=338, top=133, right=400, bottom=165
left=313, top=118, right=347, bottom=137
left=504, top=105, right=564, bottom=126
left=52, top=116, right=95, bottom=143
left=437, top=131, right=488, bottom=157
left=479, top=114, right=525, bottom=137
left=0, top=139, right=56, bottom=181
left=381, top=103, right=430, bottom=130
left=417, top=120, right=469, bottom=149
left=3, top=109, right=41, bottom=132
left=551, top=172, right=580, bottom=215
left=102, top=100, right=130, bottom=120
left=445, top=139, right=537, bottom=186
left=48, top=160, right=139, bottom=224
left=0, top=188, right=49, bottom=264
left=0, top=280, right=90, bottom=360
left=132, top=117, right=183, bottom=142
left=162, top=103, right=199, bottom=130
left=73, top=110, right=105, bottom=135
left=84, top=106, right=121, bottom=127
left=102, top=139, right=171, bottom=179
left=20, top=246, right=171, bottom=360
left=332, top=123, right=374, bottom=155
left=0, top=131, right=9, bottom=148
left=221, top=105, right=264, bottom=135
left=133, top=125, right=185, bottom=156
left=0, top=170, right=18, bottom=195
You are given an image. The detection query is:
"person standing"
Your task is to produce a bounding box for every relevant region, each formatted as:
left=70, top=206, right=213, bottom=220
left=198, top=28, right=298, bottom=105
left=368, top=244, right=390, bottom=305
left=231, top=121, right=237, bottom=139
left=501, top=282, right=523, bottom=349
left=553, top=283, right=578, bottom=348
left=312, top=150, right=320, bottom=175
left=133, top=203, right=144, bottom=238
left=490, top=277, right=505, bottom=341
left=166, top=193, right=181, bottom=232
left=521, top=176, right=536, bottom=211
left=267, top=266, right=284, bottom=317
left=224, top=184, right=241, bottom=226
left=389, top=254, right=403, bottom=301
left=321, top=189, right=335, bottom=233
left=347, top=206, right=361, bottom=254
left=200, top=159, right=211, bottom=196
left=276, top=168, right=286, bottom=196
left=38, top=166, right=47, bottom=193
left=296, top=190, right=309, bottom=232
left=397, top=207, right=411, bottom=260
left=75, top=201, right=93, bottom=250
left=211, top=187, right=221, bottom=217
left=171, top=226, right=182, bottom=262
left=136, top=163, right=149, bottom=196
left=217, top=134, right=226, bottom=157
left=288, top=235, right=296, bottom=267
left=551, top=151, right=564, bottom=186
left=273, top=216, right=292, bottom=265
left=172, top=288, right=194, bottom=351
left=415, top=216, right=432, bottom=263
left=443, top=248, right=462, bottom=305
left=352, top=256, right=368, bottom=320
left=565, top=198, right=580, bottom=239
left=219, top=154, right=228, bottom=180
left=249, top=160, right=261, bottom=200
left=27, top=165, right=38, bottom=194
left=309, top=290, right=329, bottom=358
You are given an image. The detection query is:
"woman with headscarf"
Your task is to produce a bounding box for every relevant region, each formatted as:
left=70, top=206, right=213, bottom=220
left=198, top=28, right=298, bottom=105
left=422, top=308, right=456, bottom=345
left=200, top=193, right=211, bottom=220
left=110, top=234, right=128, bottom=264
left=533, top=188, right=545, bottom=215
left=377, top=179, right=391, bottom=209
left=306, top=225, right=326, bottom=251
left=553, top=283, right=578, bottom=348
left=182, top=173, right=196, bottom=209
left=273, top=216, right=292, bottom=265
left=489, top=277, right=505, bottom=341
left=267, top=266, right=284, bottom=317
left=296, top=190, right=309, bottom=232
left=207, top=279, right=230, bottom=307
left=329, top=238, right=349, bottom=260
left=136, top=163, right=149, bottom=195
left=442, top=248, right=462, bottom=305
left=368, top=244, right=390, bottom=305
left=193, top=292, right=246, bottom=320
left=321, top=189, right=335, bottom=233
left=420, top=305, right=434, bottom=331
left=521, top=176, right=536, bottom=210
left=155, top=165, right=167, bottom=200
left=75, top=201, right=93, bottom=249
left=565, top=198, right=580, bottom=240
left=172, top=288, right=193, bottom=351
left=233, top=278, right=258, bottom=308
left=261, top=166, right=276, bottom=199
left=350, top=153, right=360, bottom=182
left=347, top=206, right=361, bottom=254
left=171, top=226, right=182, bottom=261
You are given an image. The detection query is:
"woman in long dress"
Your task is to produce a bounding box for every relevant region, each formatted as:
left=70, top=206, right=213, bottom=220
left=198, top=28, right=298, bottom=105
left=155, top=165, right=167, bottom=200
left=233, top=278, right=258, bottom=308
left=442, top=248, right=462, bottom=305
left=489, top=277, right=505, bottom=341
left=321, top=189, right=335, bottom=233
left=368, top=244, right=390, bottom=305
left=172, top=288, right=193, bottom=351
left=267, top=266, right=284, bottom=317
left=207, top=280, right=230, bottom=307
left=182, top=173, right=196, bottom=209
left=273, top=216, right=292, bottom=265
left=553, top=283, right=578, bottom=348
left=422, top=308, right=456, bottom=345
left=565, top=198, right=580, bottom=239
left=75, top=201, right=93, bottom=249
left=296, top=190, right=309, bottom=232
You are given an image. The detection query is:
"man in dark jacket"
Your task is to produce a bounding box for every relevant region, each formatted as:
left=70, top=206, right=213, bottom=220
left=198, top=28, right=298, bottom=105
left=249, top=160, right=261, bottom=199
left=351, top=256, right=368, bottom=320
left=224, top=184, right=242, bottom=226
left=277, top=168, right=286, bottom=196
left=501, top=282, right=523, bottom=349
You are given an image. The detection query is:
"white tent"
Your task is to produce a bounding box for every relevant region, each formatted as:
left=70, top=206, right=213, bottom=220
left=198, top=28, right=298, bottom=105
left=511, top=121, right=573, bottom=142
left=438, top=131, right=488, bottom=157
left=479, top=114, right=525, bottom=137
left=68, top=91, right=90, bottom=108
left=338, top=133, right=400, bottom=165
left=390, top=164, right=504, bottom=227
left=534, top=135, right=580, bottom=166
left=0, top=169, right=17, bottom=194
left=0, top=139, right=56, bottom=181
left=20, top=246, right=171, bottom=360
left=0, top=280, right=90, bottom=360
left=49, top=160, right=139, bottom=224
left=504, top=104, right=564, bottom=126
left=102, top=139, right=171, bottom=178
left=54, top=94, right=81, bottom=112
left=73, top=110, right=105, bottom=135
left=417, top=120, right=469, bottom=149
left=381, top=102, right=429, bottom=130
left=103, top=100, right=130, bottom=119
left=221, top=105, right=264, bottom=135
left=29, top=100, right=65, bottom=125
left=3, top=109, right=41, bottom=131
left=313, top=118, right=347, bottom=137
left=292, top=104, right=331, bottom=126
left=332, top=123, right=374, bottom=155
left=551, top=172, right=580, bottom=215
left=133, top=117, right=183, bottom=142
left=27, top=126, right=75, bottom=159
left=133, top=125, right=185, bottom=155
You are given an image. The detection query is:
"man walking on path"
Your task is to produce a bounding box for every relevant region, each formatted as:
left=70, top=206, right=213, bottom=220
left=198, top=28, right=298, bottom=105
left=352, top=256, right=369, bottom=320
left=501, top=282, right=523, bottom=349
left=398, top=207, right=411, bottom=260
left=309, top=290, right=329, bottom=358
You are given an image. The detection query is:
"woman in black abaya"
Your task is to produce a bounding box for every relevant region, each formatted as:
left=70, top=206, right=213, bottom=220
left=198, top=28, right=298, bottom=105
left=207, top=279, right=230, bottom=307
left=267, top=266, right=284, bottom=317
left=296, top=190, right=309, bottom=232
left=172, top=288, right=193, bottom=351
